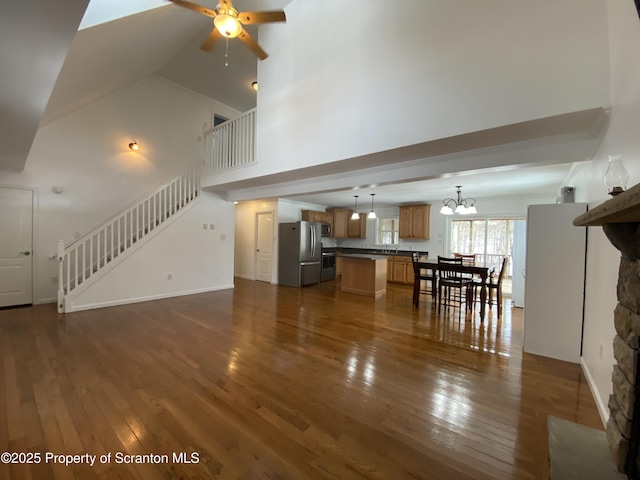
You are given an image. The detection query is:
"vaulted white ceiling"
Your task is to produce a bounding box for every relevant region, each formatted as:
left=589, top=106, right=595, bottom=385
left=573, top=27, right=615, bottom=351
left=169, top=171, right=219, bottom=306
left=0, top=0, right=90, bottom=172
left=43, top=0, right=273, bottom=125
left=0, top=0, right=286, bottom=173
left=1, top=0, right=604, bottom=205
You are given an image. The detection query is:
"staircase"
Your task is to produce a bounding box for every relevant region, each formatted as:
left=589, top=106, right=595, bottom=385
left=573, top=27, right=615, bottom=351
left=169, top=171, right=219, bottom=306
left=57, top=166, right=201, bottom=313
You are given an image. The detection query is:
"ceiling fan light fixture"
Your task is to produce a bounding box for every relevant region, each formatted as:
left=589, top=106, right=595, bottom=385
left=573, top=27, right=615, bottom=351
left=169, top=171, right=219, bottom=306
left=214, top=14, right=242, bottom=38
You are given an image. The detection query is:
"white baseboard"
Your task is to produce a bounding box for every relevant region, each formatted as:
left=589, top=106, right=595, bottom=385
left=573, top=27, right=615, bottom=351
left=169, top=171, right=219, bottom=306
left=65, top=284, right=235, bottom=313
left=234, top=274, right=255, bottom=281
left=34, top=297, right=56, bottom=305
left=580, top=356, right=609, bottom=428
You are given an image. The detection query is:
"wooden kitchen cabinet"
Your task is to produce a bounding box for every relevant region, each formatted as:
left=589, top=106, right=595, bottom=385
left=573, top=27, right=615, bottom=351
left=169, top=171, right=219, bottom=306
left=302, top=210, right=323, bottom=222
left=301, top=210, right=334, bottom=233
left=399, top=204, right=431, bottom=239
left=330, top=208, right=352, bottom=238
left=347, top=213, right=367, bottom=238
left=309, top=208, right=363, bottom=238
left=387, top=256, right=413, bottom=284
left=320, top=212, right=333, bottom=226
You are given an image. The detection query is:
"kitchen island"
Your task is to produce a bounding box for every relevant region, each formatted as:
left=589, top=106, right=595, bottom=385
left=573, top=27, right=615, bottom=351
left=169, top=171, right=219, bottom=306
left=340, top=254, right=388, bottom=298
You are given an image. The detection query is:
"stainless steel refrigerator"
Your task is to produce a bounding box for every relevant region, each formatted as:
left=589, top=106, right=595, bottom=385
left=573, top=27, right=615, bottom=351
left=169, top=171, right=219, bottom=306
left=278, top=221, right=322, bottom=287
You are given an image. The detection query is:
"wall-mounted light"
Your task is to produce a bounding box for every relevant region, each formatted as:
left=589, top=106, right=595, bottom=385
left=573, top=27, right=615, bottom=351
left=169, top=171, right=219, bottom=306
left=128, top=141, right=139, bottom=151
left=252, top=81, right=258, bottom=91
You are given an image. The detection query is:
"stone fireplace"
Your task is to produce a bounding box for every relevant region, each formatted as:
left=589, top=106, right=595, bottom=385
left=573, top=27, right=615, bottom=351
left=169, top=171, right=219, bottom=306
left=574, top=182, right=640, bottom=478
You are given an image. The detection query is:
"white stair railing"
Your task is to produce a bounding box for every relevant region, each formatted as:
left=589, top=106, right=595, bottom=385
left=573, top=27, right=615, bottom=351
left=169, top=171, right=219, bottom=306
left=57, top=166, right=201, bottom=312
left=204, top=108, right=256, bottom=174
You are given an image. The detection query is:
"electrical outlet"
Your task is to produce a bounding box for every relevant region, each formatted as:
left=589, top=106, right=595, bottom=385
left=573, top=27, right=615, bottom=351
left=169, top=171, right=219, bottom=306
left=203, top=223, right=208, bottom=230
left=52, top=276, right=58, bottom=283
left=209, top=224, right=215, bottom=230
left=220, top=234, right=226, bottom=241
left=167, top=274, right=172, bottom=280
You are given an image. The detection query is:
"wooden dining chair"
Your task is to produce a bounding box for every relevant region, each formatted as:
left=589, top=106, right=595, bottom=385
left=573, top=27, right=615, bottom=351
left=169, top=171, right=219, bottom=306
left=437, top=256, right=472, bottom=316
left=411, top=252, right=436, bottom=308
left=470, top=256, right=508, bottom=318
left=453, top=253, right=477, bottom=283
left=453, top=253, right=476, bottom=266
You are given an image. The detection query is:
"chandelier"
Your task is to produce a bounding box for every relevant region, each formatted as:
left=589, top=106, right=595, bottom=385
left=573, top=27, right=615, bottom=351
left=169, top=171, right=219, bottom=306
left=440, top=186, right=477, bottom=215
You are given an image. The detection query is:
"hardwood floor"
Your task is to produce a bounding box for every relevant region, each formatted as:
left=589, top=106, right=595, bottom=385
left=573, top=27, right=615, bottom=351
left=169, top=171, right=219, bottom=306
left=0, top=279, right=601, bottom=479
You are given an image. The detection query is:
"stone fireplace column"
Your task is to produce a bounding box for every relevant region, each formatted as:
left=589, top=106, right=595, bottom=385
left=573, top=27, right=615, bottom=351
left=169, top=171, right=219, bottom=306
left=574, top=183, right=640, bottom=477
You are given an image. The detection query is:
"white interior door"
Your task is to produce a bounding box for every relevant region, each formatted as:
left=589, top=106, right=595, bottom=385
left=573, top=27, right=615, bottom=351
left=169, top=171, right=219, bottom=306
left=0, top=187, right=33, bottom=306
left=255, top=212, right=273, bottom=283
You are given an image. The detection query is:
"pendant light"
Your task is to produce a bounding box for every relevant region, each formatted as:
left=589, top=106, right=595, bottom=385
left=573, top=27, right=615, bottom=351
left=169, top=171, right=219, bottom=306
left=368, top=193, right=377, bottom=219
left=351, top=196, right=360, bottom=220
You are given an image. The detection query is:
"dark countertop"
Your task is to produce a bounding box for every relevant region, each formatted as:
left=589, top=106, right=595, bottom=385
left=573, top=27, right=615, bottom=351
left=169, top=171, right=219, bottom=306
left=340, top=253, right=389, bottom=260
left=321, top=247, right=428, bottom=258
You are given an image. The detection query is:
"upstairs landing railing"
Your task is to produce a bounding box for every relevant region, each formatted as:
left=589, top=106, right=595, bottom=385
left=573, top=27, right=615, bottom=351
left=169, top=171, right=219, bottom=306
left=204, top=108, right=256, bottom=174
left=57, top=166, right=201, bottom=312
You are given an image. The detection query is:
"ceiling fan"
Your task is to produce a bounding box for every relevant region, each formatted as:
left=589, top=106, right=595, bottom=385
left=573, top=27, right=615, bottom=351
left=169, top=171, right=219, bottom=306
left=167, top=0, right=286, bottom=61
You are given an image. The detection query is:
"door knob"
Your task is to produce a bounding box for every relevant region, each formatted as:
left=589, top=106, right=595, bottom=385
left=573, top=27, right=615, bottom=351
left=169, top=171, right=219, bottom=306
left=20, top=251, right=31, bottom=256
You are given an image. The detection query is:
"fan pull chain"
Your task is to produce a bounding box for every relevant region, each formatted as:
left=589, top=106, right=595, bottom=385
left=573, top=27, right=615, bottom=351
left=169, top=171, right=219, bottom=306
left=225, top=37, right=229, bottom=67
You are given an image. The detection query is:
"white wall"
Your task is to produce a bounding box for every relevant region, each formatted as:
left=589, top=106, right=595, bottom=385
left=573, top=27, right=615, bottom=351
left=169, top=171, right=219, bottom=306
left=212, top=0, right=609, bottom=186
left=233, top=198, right=332, bottom=282
left=66, top=192, right=235, bottom=311
left=571, top=0, right=640, bottom=425
left=0, top=75, right=240, bottom=303
left=234, top=199, right=278, bottom=281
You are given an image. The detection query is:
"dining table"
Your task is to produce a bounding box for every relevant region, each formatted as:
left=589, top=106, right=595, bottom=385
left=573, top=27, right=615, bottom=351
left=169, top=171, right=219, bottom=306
left=414, top=258, right=495, bottom=321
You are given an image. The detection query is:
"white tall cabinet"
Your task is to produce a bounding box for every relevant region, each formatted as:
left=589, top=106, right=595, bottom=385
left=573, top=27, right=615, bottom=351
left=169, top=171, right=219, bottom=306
left=511, top=219, right=527, bottom=308
left=523, top=203, right=587, bottom=363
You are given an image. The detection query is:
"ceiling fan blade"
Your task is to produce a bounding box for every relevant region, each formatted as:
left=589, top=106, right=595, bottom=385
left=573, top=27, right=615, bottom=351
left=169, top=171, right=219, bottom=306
left=166, top=0, right=216, bottom=18
left=200, top=28, right=223, bottom=52
left=238, top=10, right=286, bottom=25
left=237, top=29, right=268, bottom=60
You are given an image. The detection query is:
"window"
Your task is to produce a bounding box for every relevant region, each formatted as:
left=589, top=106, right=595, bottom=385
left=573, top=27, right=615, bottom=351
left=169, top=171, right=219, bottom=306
left=377, top=217, right=399, bottom=245
left=449, top=217, right=520, bottom=276
left=213, top=114, right=228, bottom=126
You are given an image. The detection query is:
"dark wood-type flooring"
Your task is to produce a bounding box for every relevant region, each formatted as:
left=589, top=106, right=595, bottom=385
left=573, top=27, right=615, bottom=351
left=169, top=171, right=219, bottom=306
left=0, top=278, right=602, bottom=479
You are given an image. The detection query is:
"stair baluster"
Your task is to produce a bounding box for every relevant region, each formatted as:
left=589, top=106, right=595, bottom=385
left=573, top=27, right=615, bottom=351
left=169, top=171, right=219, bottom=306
left=57, top=165, right=201, bottom=313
